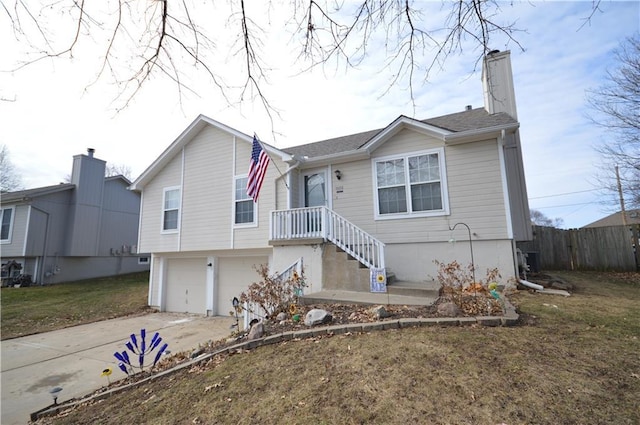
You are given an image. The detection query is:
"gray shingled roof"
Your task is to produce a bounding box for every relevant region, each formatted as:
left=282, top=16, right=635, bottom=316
left=1, top=183, right=75, bottom=203
left=583, top=210, right=640, bottom=228
left=283, top=108, right=516, bottom=158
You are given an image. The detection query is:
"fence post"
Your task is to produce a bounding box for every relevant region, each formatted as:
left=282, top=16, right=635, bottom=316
left=632, top=224, right=640, bottom=271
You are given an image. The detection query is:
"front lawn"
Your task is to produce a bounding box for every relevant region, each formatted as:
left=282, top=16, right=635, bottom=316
left=34, top=271, right=640, bottom=425
left=1, top=272, right=150, bottom=340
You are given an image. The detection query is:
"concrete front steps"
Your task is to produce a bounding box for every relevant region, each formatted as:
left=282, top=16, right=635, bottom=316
left=387, top=279, right=440, bottom=298
left=301, top=279, right=440, bottom=306
left=314, top=242, right=440, bottom=306
left=300, top=289, right=437, bottom=306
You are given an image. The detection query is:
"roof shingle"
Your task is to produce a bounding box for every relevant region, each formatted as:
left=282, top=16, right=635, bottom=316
left=1, top=183, right=75, bottom=203
left=282, top=108, right=516, bottom=158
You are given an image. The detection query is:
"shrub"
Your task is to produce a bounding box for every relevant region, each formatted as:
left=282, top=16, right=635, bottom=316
left=435, top=260, right=503, bottom=316
left=238, top=264, right=306, bottom=320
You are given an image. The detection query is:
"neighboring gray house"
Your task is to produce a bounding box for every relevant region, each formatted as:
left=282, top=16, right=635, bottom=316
left=131, top=50, right=532, bottom=316
left=0, top=149, right=149, bottom=285
left=583, top=210, right=640, bottom=228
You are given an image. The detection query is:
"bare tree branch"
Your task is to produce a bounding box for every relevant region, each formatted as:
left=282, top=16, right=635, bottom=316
left=588, top=34, right=640, bottom=208
left=3, top=0, right=602, bottom=126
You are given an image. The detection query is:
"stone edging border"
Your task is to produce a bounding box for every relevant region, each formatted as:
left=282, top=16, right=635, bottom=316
left=31, top=298, right=518, bottom=421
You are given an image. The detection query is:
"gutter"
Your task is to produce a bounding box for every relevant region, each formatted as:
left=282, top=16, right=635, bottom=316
left=444, top=123, right=520, bottom=145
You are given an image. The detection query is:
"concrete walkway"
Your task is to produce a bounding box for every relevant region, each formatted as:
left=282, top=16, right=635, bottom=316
left=1, top=313, right=235, bottom=425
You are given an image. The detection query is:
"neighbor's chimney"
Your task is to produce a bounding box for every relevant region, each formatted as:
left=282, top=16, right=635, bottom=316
left=482, top=50, right=518, bottom=119
left=87, top=148, right=95, bottom=158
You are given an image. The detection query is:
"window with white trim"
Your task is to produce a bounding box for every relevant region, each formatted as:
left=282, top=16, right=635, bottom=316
left=374, top=149, right=447, bottom=218
left=234, top=176, right=256, bottom=225
left=162, top=187, right=180, bottom=232
left=0, top=207, right=14, bottom=242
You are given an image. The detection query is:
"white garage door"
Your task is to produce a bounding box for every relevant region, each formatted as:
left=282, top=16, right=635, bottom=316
left=165, top=258, right=207, bottom=314
left=217, top=256, right=268, bottom=316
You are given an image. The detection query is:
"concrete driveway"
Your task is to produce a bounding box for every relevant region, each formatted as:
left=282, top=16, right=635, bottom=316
left=1, top=313, right=236, bottom=425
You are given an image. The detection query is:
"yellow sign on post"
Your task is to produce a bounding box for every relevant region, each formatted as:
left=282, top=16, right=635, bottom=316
left=370, top=268, right=387, bottom=293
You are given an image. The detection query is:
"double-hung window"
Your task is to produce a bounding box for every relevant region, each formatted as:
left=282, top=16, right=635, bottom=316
left=0, top=207, right=14, bottom=242
left=234, top=176, right=256, bottom=226
left=374, top=148, right=448, bottom=218
left=162, top=187, right=180, bottom=232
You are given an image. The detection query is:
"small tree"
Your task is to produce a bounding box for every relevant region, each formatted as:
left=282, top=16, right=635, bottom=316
left=0, top=145, right=23, bottom=192
left=105, top=163, right=133, bottom=180
left=530, top=209, right=564, bottom=228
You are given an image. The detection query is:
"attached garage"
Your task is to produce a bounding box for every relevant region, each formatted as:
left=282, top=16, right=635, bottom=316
left=217, top=256, right=268, bottom=316
left=157, top=254, right=269, bottom=316
left=165, top=258, right=208, bottom=314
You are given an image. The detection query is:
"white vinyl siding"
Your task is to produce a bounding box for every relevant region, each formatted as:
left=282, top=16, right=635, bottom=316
left=138, top=153, right=182, bottom=253
left=0, top=207, right=14, bottom=242
left=162, top=187, right=181, bottom=233
left=330, top=129, right=508, bottom=243
left=234, top=176, right=256, bottom=226
left=143, top=125, right=287, bottom=252
left=373, top=148, right=448, bottom=219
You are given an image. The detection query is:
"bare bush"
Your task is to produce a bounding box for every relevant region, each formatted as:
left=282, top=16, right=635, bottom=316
left=238, top=264, right=306, bottom=320
left=435, top=260, right=503, bottom=316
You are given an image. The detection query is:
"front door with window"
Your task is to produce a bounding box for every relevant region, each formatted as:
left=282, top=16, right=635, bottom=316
left=303, top=171, right=327, bottom=208
left=301, top=170, right=327, bottom=235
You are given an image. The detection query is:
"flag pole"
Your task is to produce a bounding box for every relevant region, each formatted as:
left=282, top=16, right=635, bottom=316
left=254, top=133, right=289, bottom=190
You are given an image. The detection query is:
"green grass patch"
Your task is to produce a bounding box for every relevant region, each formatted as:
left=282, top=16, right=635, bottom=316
left=1, top=272, right=150, bottom=340
left=33, top=271, right=640, bottom=425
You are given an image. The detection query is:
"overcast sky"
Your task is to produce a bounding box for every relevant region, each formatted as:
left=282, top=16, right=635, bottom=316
left=1, top=1, right=638, bottom=229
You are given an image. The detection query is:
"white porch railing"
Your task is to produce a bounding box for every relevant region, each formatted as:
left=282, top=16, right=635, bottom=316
left=270, top=207, right=385, bottom=270
left=242, top=257, right=304, bottom=331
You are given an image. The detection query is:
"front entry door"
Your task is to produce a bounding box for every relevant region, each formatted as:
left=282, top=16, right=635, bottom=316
left=302, top=170, right=327, bottom=235
left=304, top=171, right=327, bottom=208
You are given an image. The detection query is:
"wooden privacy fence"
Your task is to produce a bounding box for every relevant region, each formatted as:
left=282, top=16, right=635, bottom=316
left=517, top=225, right=640, bottom=272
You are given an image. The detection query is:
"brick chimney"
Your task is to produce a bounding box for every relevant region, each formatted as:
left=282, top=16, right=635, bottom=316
left=482, top=50, right=518, bottom=120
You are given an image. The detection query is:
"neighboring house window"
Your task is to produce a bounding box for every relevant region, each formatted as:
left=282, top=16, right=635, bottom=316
left=234, top=176, right=256, bottom=225
left=0, top=207, right=14, bottom=242
left=138, top=257, right=150, bottom=265
left=162, top=187, right=180, bottom=232
left=374, top=149, right=448, bottom=218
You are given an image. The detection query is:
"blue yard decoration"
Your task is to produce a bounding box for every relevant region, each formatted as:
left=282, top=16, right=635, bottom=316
left=114, top=328, right=168, bottom=375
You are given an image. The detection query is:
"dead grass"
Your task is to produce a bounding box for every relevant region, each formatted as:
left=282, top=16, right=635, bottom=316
left=35, top=271, right=640, bottom=425
left=1, top=272, right=151, bottom=340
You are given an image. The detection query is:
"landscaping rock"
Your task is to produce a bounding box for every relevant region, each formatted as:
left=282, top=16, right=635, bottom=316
left=304, top=309, right=333, bottom=326
left=368, top=305, right=391, bottom=320
left=276, top=312, right=287, bottom=321
left=190, top=348, right=205, bottom=359
left=437, top=302, right=461, bottom=317
left=247, top=322, right=265, bottom=340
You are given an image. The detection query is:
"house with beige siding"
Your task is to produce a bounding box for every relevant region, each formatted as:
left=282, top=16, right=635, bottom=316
left=1, top=150, right=150, bottom=285
left=131, top=50, right=532, bottom=316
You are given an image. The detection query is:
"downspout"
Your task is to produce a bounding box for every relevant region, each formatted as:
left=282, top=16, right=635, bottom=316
left=31, top=206, right=50, bottom=285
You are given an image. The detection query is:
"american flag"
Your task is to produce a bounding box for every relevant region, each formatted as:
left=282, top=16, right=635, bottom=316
left=246, top=136, right=270, bottom=201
